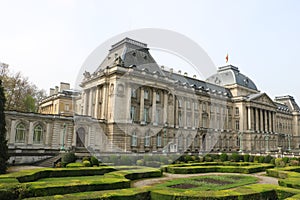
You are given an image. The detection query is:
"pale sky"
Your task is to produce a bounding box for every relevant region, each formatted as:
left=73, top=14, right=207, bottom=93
left=1, top=0, right=300, bottom=102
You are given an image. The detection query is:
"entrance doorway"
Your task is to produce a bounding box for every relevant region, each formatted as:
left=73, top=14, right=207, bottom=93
left=76, top=127, right=85, bottom=147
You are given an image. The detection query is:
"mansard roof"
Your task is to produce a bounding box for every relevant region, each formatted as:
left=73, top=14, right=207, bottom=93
left=206, top=65, right=258, bottom=91
left=275, top=95, right=300, bottom=112
left=95, top=37, right=163, bottom=74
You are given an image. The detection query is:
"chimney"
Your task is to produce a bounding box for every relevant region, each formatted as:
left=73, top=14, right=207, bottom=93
left=184, top=72, right=188, bottom=76
left=49, top=88, right=55, bottom=96
left=193, top=75, right=197, bottom=78
left=178, top=70, right=181, bottom=74
left=60, top=82, right=70, bottom=92
left=54, top=86, right=59, bottom=94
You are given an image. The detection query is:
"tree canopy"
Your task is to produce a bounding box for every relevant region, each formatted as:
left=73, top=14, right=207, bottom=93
left=0, top=79, right=9, bottom=173
left=0, top=62, right=46, bottom=112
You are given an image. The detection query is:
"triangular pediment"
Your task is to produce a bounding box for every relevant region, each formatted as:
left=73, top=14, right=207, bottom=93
left=247, top=93, right=277, bottom=107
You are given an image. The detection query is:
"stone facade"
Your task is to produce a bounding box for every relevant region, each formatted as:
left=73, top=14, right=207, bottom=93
left=5, top=37, right=300, bottom=164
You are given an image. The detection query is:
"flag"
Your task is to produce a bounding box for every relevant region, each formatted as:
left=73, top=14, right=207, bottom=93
left=226, top=53, right=229, bottom=63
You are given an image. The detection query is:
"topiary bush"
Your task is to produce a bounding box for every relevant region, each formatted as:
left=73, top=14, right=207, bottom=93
left=243, top=154, right=250, bottom=162
left=82, top=157, right=90, bottom=162
left=275, top=158, right=286, bottom=167
left=249, top=155, right=255, bottom=162
left=231, top=153, right=240, bottom=162
left=220, top=153, right=228, bottom=162
left=136, top=159, right=144, bottom=166
left=258, top=156, right=265, bottom=163
left=66, top=163, right=84, bottom=168
left=264, top=155, right=272, bottom=163
left=62, top=152, right=76, bottom=165
left=90, top=156, right=99, bottom=166
left=83, top=160, right=91, bottom=167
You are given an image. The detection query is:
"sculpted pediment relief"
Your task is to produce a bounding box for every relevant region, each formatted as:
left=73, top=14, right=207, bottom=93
left=248, top=93, right=276, bottom=107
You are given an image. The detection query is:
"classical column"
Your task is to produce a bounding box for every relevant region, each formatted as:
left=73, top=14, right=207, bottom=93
left=27, top=122, right=34, bottom=145
left=192, top=101, right=195, bottom=128
left=175, top=97, right=179, bottom=128
left=45, top=123, right=51, bottom=146
left=183, top=99, right=187, bottom=128
left=272, top=112, right=276, bottom=133
left=152, top=89, right=157, bottom=125
left=260, top=109, right=264, bottom=132
left=88, top=88, right=93, bottom=117
left=82, top=90, right=87, bottom=115
left=199, top=102, right=203, bottom=128
left=264, top=110, right=268, bottom=132
left=140, top=88, right=144, bottom=122
left=94, top=86, right=99, bottom=119
left=255, top=108, right=259, bottom=132
left=269, top=111, right=272, bottom=132
left=101, top=85, right=107, bottom=119
left=163, top=91, right=168, bottom=124
left=126, top=86, right=131, bottom=122
left=251, top=107, right=255, bottom=130
left=9, top=120, right=16, bottom=144
left=247, top=107, right=251, bottom=130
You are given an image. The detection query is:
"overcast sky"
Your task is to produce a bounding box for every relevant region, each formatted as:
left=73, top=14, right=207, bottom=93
left=1, top=0, right=300, bottom=101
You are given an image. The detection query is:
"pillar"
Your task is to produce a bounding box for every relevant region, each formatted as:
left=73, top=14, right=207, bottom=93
left=28, top=121, right=34, bottom=145
left=82, top=90, right=87, bottom=115
left=192, top=101, right=195, bottom=128
left=45, top=123, right=51, bottom=146
left=183, top=99, right=187, bottom=128
left=9, top=120, right=16, bottom=144
left=126, top=85, right=132, bottom=122
left=94, top=86, right=99, bottom=118
left=255, top=108, right=259, bottom=132
left=140, top=88, right=144, bottom=122
left=269, top=111, right=272, bottom=132
left=247, top=107, right=251, bottom=130
left=88, top=88, right=93, bottom=116
left=264, top=110, right=268, bottom=132
left=152, top=89, right=157, bottom=125
left=163, top=91, right=168, bottom=124
left=260, top=109, right=264, bottom=132
left=101, top=85, right=107, bottom=119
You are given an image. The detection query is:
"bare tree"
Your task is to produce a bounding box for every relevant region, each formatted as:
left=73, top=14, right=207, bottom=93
left=0, top=62, right=46, bottom=112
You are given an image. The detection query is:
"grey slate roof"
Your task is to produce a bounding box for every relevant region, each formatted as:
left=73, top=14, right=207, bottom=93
left=206, top=65, right=258, bottom=91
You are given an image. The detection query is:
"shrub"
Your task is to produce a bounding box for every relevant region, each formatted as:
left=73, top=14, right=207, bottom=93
left=82, top=156, right=90, bottom=162
left=249, top=155, right=255, bottom=162
left=289, top=160, right=299, bottom=166
left=83, top=160, right=91, bottom=167
left=258, top=156, right=265, bottom=163
left=231, top=153, right=240, bottom=162
left=275, top=158, right=286, bottom=167
left=145, top=161, right=161, bottom=167
left=283, top=157, right=290, bottom=164
left=55, top=162, right=62, bottom=168
left=66, top=162, right=84, bottom=168
left=62, top=152, right=76, bottom=164
left=220, top=153, right=228, bottom=162
left=254, top=156, right=260, bottom=163
left=204, top=155, right=212, bottom=162
left=264, top=155, right=272, bottom=163
left=136, top=159, right=144, bottom=166
left=90, top=156, right=99, bottom=166
left=243, top=154, right=250, bottom=162
left=271, top=158, right=276, bottom=165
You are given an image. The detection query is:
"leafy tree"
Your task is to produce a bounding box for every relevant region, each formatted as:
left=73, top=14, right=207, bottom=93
left=0, top=62, right=46, bottom=112
left=0, top=80, right=9, bottom=173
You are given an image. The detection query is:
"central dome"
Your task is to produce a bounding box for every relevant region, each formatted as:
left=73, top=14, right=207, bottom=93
left=206, top=65, right=258, bottom=91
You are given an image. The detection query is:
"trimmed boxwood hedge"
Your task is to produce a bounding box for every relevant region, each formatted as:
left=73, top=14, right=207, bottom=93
left=164, top=163, right=273, bottom=174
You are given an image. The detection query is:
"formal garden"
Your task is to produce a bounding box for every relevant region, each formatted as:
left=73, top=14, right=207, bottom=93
left=2, top=153, right=300, bottom=199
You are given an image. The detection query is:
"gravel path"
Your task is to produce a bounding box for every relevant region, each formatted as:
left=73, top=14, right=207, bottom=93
left=132, top=172, right=278, bottom=188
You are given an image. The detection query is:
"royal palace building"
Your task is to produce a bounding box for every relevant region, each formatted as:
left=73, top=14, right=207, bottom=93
left=5, top=38, right=300, bottom=164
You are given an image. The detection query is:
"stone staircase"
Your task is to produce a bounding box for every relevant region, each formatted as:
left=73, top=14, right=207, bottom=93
left=35, top=154, right=62, bottom=168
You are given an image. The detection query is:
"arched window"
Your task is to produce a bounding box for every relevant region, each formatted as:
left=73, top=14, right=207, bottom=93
left=157, top=132, right=162, bottom=147
left=33, top=125, right=43, bottom=144
left=145, top=131, right=150, bottom=147
left=16, top=123, right=26, bottom=143
left=131, top=132, right=137, bottom=146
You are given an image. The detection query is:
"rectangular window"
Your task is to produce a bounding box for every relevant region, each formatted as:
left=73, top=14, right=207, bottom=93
left=144, top=108, right=149, bottom=122
left=145, top=132, right=150, bottom=147
left=235, top=120, right=240, bottom=130
left=235, top=107, right=239, bottom=115
left=194, top=102, right=198, bottom=110
left=178, top=112, right=183, bottom=127
left=144, top=89, right=149, bottom=100
left=157, top=133, right=162, bottom=147
left=194, top=113, right=199, bottom=127
left=155, top=109, right=160, bottom=124
left=131, top=132, right=137, bottom=146
left=65, top=104, right=69, bottom=111
left=131, top=88, right=137, bottom=98
left=178, top=99, right=182, bottom=108
left=186, top=101, right=191, bottom=109
left=202, top=103, right=207, bottom=112
left=130, top=106, right=136, bottom=121
left=156, top=92, right=160, bottom=102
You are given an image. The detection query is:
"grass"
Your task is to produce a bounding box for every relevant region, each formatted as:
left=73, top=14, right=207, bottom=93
left=153, top=174, right=258, bottom=191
